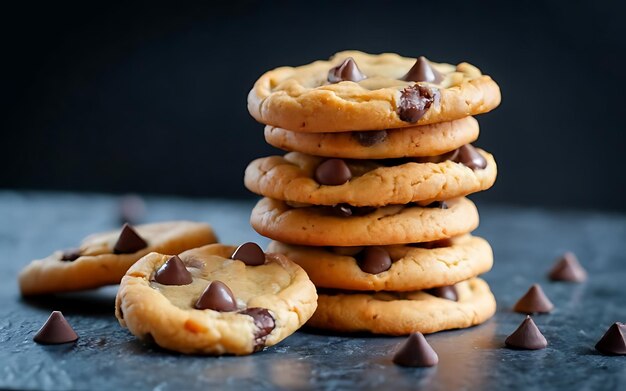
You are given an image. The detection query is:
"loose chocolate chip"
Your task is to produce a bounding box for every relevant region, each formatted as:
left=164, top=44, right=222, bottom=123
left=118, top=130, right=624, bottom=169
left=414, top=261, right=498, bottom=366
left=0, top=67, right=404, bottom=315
left=453, top=144, right=487, bottom=170
left=60, top=248, right=81, bottom=262
left=401, top=56, right=444, bottom=84
left=239, top=307, right=276, bottom=351
left=195, top=281, right=238, bottom=312
left=357, top=247, right=392, bottom=274
left=505, top=315, right=548, bottom=350
left=398, top=85, right=438, bottom=123
left=328, top=57, right=366, bottom=83
left=33, top=311, right=79, bottom=345
left=513, top=284, right=554, bottom=314
left=113, top=223, right=148, bottom=254
left=595, top=322, right=626, bottom=355
left=426, top=201, right=448, bottom=209
left=426, top=285, right=458, bottom=301
left=154, top=255, right=193, bottom=285
left=231, top=242, right=265, bottom=266
left=548, top=252, right=587, bottom=282
left=315, top=159, right=352, bottom=186
left=353, top=130, right=387, bottom=147
left=392, top=332, right=439, bottom=367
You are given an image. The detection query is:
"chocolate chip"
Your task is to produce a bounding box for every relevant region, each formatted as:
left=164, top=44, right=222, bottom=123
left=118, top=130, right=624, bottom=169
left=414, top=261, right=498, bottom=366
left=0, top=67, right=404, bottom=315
left=33, top=311, right=79, bottom=345
left=401, top=56, right=444, bottom=84
left=154, top=255, right=193, bottom=285
left=595, top=322, right=626, bottom=355
left=513, top=284, right=554, bottom=314
left=426, top=201, right=448, bottom=209
left=505, top=315, right=548, bottom=350
left=195, top=281, right=238, bottom=312
left=353, top=130, right=387, bottom=147
left=392, top=332, right=439, bottom=367
left=453, top=144, right=487, bottom=170
left=239, top=307, right=275, bottom=351
left=548, top=252, right=587, bottom=282
left=357, top=247, right=392, bottom=274
left=113, top=223, right=148, bottom=254
left=60, top=248, right=81, bottom=262
left=398, top=85, right=438, bottom=123
left=231, top=242, right=265, bottom=266
left=328, top=57, right=366, bottom=83
left=425, top=285, right=458, bottom=301
left=315, top=159, right=352, bottom=186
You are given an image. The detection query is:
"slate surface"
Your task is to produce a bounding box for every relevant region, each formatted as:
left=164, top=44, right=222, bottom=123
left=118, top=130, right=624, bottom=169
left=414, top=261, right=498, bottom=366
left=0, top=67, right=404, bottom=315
left=1, top=191, right=625, bottom=391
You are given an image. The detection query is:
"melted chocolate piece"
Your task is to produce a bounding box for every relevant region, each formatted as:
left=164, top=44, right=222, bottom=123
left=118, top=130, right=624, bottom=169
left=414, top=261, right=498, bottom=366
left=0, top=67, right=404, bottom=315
left=426, top=201, right=448, bottom=209
left=60, top=248, right=81, bottom=262
left=315, top=159, right=352, bottom=186
left=548, top=252, right=587, bottom=282
left=327, top=57, right=366, bottom=83
left=113, top=223, right=148, bottom=254
left=231, top=242, right=265, bottom=266
left=392, top=332, right=439, bottom=367
left=426, top=285, right=458, bottom=301
left=357, top=247, right=392, bottom=274
left=33, top=311, right=79, bottom=345
left=154, top=255, right=193, bottom=286
left=239, top=307, right=276, bottom=351
left=353, top=130, right=387, bottom=147
left=195, top=281, right=238, bottom=312
left=402, top=56, right=444, bottom=84
left=398, top=85, right=438, bottom=123
left=505, top=315, right=548, bottom=350
left=513, top=284, right=554, bottom=314
left=595, top=322, right=626, bottom=355
left=454, top=144, right=487, bottom=170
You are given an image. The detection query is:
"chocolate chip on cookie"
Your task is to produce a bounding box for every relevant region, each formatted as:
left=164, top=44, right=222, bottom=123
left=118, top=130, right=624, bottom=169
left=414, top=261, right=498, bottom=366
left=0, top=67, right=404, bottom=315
left=33, top=311, right=79, bottom=345
left=357, top=247, right=392, bottom=274
left=352, top=130, right=387, bottom=147
left=113, top=223, right=148, bottom=254
left=231, top=242, right=265, bottom=266
left=595, top=322, right=626, bottom=355
left=454, top=144, right=487, bottom=170
left=314, top=159, right=352, bottom=186
left=548, top=252, right=587, bottom=282
left=154, top=255, right=193, bottom=285
left=195, top=281, right=238, bottom=312
left=327, top=57, right=366, bottom=83
left=239, top=308, right=275, bottom=351
left=505, top=315, right=547, bottom=350
left=513, top=284, right=554, bottom=314
left=402, top=56, right=444, bottom=84
left=426, top=285, right=458, bottom=301
left=60, top=248, right=82, bottom=262
left=393, top=332, right=439, bottom=367
left=398, top=85, right=438, bottom=123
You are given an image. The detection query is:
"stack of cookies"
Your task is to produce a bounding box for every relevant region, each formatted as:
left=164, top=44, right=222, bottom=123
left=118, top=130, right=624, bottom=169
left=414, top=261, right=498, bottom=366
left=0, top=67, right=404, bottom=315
left=245, top=51, right=501, bottom=335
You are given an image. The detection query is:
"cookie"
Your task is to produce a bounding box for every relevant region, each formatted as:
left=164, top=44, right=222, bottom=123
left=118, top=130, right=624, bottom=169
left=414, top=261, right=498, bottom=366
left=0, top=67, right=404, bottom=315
left=115, top=243, right=317, bottom=355
left=248, top=51, right=501, bottom=132
left=244, top=146, right=496, bottom=207
left=250, top=197, right=478, bottom=246
left=307, top=278, right=496, bottom=335
left=19, top=221, right=217, bottom=295
left=267, top=235, right=493, bottom=291
left=264, top=117, right=479, bottom=159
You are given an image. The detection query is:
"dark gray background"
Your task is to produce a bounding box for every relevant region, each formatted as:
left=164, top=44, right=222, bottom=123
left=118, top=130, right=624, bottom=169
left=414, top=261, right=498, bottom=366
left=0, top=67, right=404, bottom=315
left=2, top=0, right=625, bottom=210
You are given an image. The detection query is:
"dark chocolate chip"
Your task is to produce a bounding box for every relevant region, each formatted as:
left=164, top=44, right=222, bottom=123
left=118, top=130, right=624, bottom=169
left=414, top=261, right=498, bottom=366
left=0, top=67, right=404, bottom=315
left=513, top=284, right=554, bottom=314
left=392, top=332, right=439, bottom=367
left=401, top=56, right=444, bottom=84
left=505, top=315, right=548, bottom=350
left=195, top=281, right=238, bottom=312
left=239, top=307, right=276, bottom=351
left=60, top=248, right=81, bottom=262
left=353, top=130, right=387, bottom=147
left=328, top=57, right=366, bottom=83
left=595, top=322, right=626, bottom=355
left=398, top=85, right=438, bottom=123
left=357, top=247, right=392, bottom=274
left=315, top=159, right=352, bottom=186
left=548, top=252, right=587, bottom=282
left=118, top=194, right=146, bottom=225
left=113, top=223, right=148, bottom=254
left=231, top=242, right=265, bottom=266
left=426, top=201, right=448, bottom=209
left=453, top=144, right=487, bottom=170
left=33, top=311, right=79, bottom=345
left=154, top=255, right=193, bottom=285
left=426, top=285, right=458, bottom=301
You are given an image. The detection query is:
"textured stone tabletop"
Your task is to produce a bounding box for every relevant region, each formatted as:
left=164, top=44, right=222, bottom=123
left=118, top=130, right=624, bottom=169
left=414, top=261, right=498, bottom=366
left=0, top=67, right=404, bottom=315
left=1, top=192, right=625, bottom=391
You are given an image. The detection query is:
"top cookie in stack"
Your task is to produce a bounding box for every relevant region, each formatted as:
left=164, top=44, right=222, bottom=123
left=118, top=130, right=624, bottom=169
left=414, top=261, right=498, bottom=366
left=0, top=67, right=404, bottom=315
left=244, top=51, right=500, bottom=335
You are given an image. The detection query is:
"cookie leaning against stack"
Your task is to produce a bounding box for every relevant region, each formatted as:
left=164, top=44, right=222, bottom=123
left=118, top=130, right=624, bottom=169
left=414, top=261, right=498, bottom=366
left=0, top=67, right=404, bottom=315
left=245, top=51, right=500, bottom=335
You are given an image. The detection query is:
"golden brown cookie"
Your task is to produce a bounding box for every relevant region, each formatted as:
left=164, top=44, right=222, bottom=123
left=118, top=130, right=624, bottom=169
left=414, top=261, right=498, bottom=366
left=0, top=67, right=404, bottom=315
left=264, top=117, right=479, bottom=159
left=248, top=51, right=501, bottom=132
left=307, top=278, right=496, bottom=335
left=267, top=235, right=493, bottom=291
left=244, top=148, right=496, bottom=207
left=250, top=197, right=479, bottom=246
left=115, top=243, right=317, bottom=355
left=19, top=221, right=217, bottom=295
